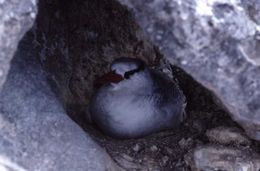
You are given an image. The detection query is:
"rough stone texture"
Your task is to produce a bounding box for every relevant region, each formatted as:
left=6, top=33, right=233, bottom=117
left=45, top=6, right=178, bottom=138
left=0, top=34, right=119, bottom=171
left=33, top=0, right=159, bottom=123
left=185, top=145, right=260, bottom=171
left=118, top=0, right=260, bottom=140
left=0, top=0, right=37, bottom=90
left=206, top=126, right=251, bottom=145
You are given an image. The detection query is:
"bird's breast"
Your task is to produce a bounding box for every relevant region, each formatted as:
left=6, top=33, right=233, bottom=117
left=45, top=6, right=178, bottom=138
left=102, top=92, right=157, bottom=131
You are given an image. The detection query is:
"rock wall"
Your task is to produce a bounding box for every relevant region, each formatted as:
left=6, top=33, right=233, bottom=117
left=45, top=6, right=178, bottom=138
left=118, top=0, right=260, bottom=140
left=0, top=26, right=119, bottom=171
left=0, top=0, right=37, bottom=90
left=33, top=0, right=159, bottom=123
left=1, top=0, right=260, bottom=170
left=0, top=0, right=121, bottom=170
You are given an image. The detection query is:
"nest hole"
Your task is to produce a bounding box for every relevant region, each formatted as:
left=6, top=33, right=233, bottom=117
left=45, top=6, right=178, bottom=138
left=14, top=0, right=249, bottom=170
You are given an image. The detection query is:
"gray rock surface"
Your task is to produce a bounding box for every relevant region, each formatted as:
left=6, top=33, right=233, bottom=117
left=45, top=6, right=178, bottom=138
left=185, top=145, right=260, bottom=171
left=33, top=0, right=158, bottom=123
left=118, top=0, right=260, bottom=140
left=206, top=126, right=251, bottom=145
left=0, top=34, right=119, bottom=171
left=0, top=0, right=37, bottom=90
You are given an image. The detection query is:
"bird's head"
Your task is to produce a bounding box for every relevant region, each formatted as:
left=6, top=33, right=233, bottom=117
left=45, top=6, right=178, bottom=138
left=94, top=57, right=146, bottom=88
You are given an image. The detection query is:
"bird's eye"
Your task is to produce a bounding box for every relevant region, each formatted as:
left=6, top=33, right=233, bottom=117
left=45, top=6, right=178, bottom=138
left=124, top=72, right=130, bottom=79
left=124, top=70, right=136, bottom=79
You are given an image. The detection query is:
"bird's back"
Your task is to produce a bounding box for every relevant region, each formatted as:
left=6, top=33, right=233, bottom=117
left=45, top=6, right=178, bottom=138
left=149, top=69, right=186, bottom=128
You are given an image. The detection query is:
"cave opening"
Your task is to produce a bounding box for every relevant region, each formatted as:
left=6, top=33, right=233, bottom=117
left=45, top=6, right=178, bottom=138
left=1, top=0, right=260, bottom=170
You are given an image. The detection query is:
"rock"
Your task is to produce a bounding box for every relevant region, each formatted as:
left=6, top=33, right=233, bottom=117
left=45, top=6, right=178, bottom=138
left=185, top=145, right=260, bottom=171
left=164, top=147, right=173, bottom=155
left=118, top=0, right=260, bottom=140
left=132, top=144, right=141, bottom=152
left=161, top=156, right=169, bottom=166
left=206, top=126, right=251, bottom=145
left=0, top=0, right=37, bottom=90
left=33, top=0, right=158, bottom=123
left=150, top=145, right=158, bottom=152
left=114, top=154, right=142, bottom=170
left=178, top=138, right=193, bottom=149
left=0, top=33, right=119, bottom=171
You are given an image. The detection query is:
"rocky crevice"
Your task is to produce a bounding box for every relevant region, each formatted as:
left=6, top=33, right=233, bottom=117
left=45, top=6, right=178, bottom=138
left=1, top=0, right=260, bottom=170
left=118, top=0, right=260, bottom=141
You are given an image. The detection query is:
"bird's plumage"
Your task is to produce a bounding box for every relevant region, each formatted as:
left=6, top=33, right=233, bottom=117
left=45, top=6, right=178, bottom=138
left=89, top=57, right=186, bottom=139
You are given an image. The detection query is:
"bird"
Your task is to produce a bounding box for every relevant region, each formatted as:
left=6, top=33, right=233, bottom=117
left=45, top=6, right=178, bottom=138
left=89, top=57, right=186, bottom=139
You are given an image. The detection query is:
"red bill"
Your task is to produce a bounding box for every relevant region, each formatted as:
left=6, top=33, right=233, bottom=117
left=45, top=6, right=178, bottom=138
left=94, top=71, right=124, bottom=88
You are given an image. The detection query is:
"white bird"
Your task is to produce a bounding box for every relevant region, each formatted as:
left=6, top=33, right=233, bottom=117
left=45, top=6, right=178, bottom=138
left=89, top=57, right=186, bottom=139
